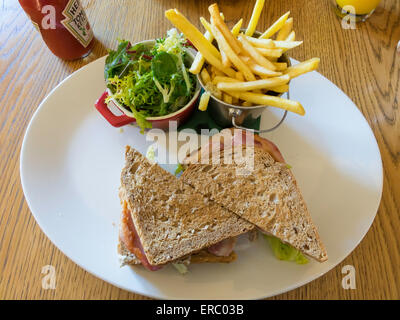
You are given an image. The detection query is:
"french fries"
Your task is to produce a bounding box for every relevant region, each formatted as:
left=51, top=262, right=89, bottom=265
left=238, top=92, right=305, bottom=115
left=245, top=0, right=265, bottom=36
left=273, top=40, right=303, bottom=50
left=166, top=2, right=320, bottom=116
left=271, top=84, right=289, bottom=93
left=217, top=75, right=290, bottom=92
left=200, top=68, right=212, bottom=84
left=231, top=19, right=243, bottom=37
left=285, top=58, right=320, bottom=79
left=256, top=48, right=284, bottom=58
left=189, top=30, right=213, bottom=74
left=244, top=36, right=275, bottom=49
left=210, top=24, right=256, bottom=81
left=273, top=62, right=288, bottom=71
left=210, top=65, right=225, bottom=77
left=239, top=55, right=251, bottom=63
left=222, top=93, right=233, bottom=104
left=259, top=11, right=290, bottom=39
left=276, top=17, right=293, bottom=41
left=190, top=12, right=228, bottom=73
left=248, top=62, right=283, bottom=77
left=165, top=9, right=236, bottom=78
left=238, top=35, right=277, bottom=71
left=204, top=82, right=222, bottom=100
left=165, top=10, right=220, bottom=58
left=209, top=3, right=242, bottom=54
left=212, top=76, right=240, bottom=85
left=200, top=17, right=231, bottom=68
left=244, top=37, right=302, bottom=51
left=235, top=72, right=244, bottom=81
left=198, top=92, right=211, bottom=111
left=286, top=30, right=296, bottom=41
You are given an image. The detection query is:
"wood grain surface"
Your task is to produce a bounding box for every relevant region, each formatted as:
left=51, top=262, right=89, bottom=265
left=0, top=0, right=399, bottom=300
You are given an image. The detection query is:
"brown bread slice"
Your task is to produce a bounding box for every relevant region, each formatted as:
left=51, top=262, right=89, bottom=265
left=182, top=146, right=328, bottom=262
left=118, top=241, right=141, bottom=266
left=118, top=239, right=237, bottom=266
left=120, top=146, right=254, bottom=266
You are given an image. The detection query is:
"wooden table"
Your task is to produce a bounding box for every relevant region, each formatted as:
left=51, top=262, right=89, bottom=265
left=0, top=0, right=399, bottom=300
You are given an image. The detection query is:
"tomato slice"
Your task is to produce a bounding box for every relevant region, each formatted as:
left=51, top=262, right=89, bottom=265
left=120, top=201, right=162, bottom=271
left=233, top=129, right=286, bottom=163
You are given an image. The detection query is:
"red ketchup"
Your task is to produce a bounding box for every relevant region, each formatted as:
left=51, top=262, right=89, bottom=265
left=18, top=0, right=94, bottom=60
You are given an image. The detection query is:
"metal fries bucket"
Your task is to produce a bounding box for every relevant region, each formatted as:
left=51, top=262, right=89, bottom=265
left=196, top=30, right=291, bottom=133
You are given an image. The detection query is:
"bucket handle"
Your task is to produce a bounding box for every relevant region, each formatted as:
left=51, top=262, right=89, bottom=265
left=230, top=91, right=289, bottom=133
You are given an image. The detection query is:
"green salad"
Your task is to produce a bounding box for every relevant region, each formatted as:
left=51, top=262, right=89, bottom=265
left=104, top=29, right=197, bottom=132
left=264, top=235, right=308, bottom=264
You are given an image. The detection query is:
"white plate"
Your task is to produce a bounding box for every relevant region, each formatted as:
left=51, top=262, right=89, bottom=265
left=20, top=57, right=382, bottom=300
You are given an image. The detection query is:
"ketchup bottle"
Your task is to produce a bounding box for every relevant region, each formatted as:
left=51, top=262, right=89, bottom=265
left=18, top=0, right=94, bottom=60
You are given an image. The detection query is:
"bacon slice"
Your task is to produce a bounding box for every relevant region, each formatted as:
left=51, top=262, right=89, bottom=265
left=232, top=129, right=285, bottom=163
left=183, top=128, right=286, bottom=165
left=119, top=201, right=162, bottom=271
left=207, top=237, right=237, bottom=257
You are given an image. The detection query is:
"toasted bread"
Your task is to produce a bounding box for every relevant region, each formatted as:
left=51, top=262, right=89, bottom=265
left=182, top=132, right=328, bottom=262
left=118, top=240, right=141, bottom=266
left=118, top=239, right=237, bottom=266
left=119, top=146, right=254, bottom=266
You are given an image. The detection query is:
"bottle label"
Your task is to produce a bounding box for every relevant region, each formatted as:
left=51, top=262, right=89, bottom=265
left=61, top=0, right=94, bottom=48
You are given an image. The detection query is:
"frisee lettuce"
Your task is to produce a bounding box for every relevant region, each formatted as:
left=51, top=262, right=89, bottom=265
left=105, top=29, right=196, bottom=133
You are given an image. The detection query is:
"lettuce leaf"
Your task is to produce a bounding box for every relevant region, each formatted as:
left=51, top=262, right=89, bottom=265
left=174, top=163, right=185, bottom=176
left=145, top=145, right=156, bottom=162
left=104, top=29, right=196, bottom=133
left=172, top=263, right=188, bottom=275
left=264, top=235, right=309, bottom=264
left=152, top=51, right=177, bottom=82
left=105, top=42, right=148, bottom=80
left=152, top=51, right=178, bottom=103
left=153, top=28, right=192, bottom=95
left=104, top=40, right=131, bottom=80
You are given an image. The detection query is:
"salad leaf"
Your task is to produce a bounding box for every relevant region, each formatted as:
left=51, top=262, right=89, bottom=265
left=131, top=108, right=152, bottom=134
left=104, top=40, right=131, bottom=80
left=104, top=29, right=196, bottom=133
left=174, top=163, right=185, bottom=176
left=153, top=28, right=192, bottom=95
left=146, top=145, right=156, bottom=163
left=105, top=73, right=153, bottom=133
left=105, top=41, right=150, bottom=80
left=152, top=51, right=177, bottom=82
left=264, top=235, right=309, bottom=264
left=172, top=263, right=188, bottom=275
left=152, top=51, right=178, bottom=103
